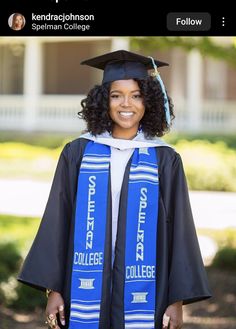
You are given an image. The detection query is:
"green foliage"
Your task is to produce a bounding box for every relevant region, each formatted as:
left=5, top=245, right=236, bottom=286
left=0, top=242, right=22, bottom=282
left=0, top=132, right=79, bottom=179
left=1, top=134, right=236, bottom=191
left=164, top=132, right=236, bottom=150
left=0, top=142, right=61, bottom=180
left=0, top=142, right=60, bottom=160
left=0, top=215, right=40, bottom=251
left=0, top=216, right=45, bottom=310
left=0, top=241, right=22, bottom=306
left=212, top=247, right=236, bottom=271
left=173, top=139, right=236, bottom=192
left=9, top=283, right=45, bottom=311
left=0, top=131, right=78, bottom=149
left=130, top=37, right=236, bottom=68
left=203, top=228, right=236, bottom=271
left=197, top=228, right=236, bottom=249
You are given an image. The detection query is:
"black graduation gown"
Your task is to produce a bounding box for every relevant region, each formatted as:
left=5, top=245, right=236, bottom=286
left=18, top=137, right=211, bottom=329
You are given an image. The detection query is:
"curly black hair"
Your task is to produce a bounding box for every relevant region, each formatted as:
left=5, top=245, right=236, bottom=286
left=78, top=76, right=174, bottom=137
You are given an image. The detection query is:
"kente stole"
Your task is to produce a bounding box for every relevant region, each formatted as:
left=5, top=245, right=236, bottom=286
left=69, top=141, right=159, bottom=329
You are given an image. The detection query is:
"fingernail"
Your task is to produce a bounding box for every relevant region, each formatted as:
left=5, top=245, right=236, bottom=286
left=59, top=305, right=64, bottom=312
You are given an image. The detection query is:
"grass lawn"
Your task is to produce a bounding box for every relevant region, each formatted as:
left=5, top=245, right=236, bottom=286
left=0, top=143, right=61, bottom=180
left=0, top=214, right=40, bottom=255
left=197, top=228, right=236, bottom=248
left=1, top=138, right=236, bottom=191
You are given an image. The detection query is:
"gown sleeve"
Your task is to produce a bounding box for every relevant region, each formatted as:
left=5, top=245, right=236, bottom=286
left=163, top=151, right=211, bottom=305
left=18, top=143, right=74, bottom=294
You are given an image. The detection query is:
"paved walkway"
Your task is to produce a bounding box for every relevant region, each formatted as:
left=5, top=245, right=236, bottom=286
left=1, top=178, right=235, bottom=263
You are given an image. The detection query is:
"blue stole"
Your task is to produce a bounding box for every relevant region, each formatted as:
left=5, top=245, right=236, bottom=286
left=69, top=141, right=159, bottom=329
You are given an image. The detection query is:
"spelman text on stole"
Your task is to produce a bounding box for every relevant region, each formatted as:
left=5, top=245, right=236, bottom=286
left=73, top=176, right=155, bottom=280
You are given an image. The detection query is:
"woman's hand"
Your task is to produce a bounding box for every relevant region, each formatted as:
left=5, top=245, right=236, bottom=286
left=45, top=291, right=66, bottom=328
left=162, top=301, right=183, bottom=329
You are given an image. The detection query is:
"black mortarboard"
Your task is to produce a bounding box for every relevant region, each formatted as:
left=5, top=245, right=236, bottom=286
left=81, top=49, right=169, bottom=83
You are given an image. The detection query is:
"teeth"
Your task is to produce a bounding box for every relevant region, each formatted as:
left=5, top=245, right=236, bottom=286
left=119, top=112, right=134, bottom=117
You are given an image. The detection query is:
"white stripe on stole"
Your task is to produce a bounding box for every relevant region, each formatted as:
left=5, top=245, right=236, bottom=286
left=70, top=311, right=100, bottom=319
left=83, top=156, right=110, bottom=163
left=71, top=299, right=100, bottom=302
left=129, top=180, right=158, bottom=185
left=80, top=163, right=109, bottom=169
left=130, top=165, right=158, bottom=174
left=137, top=160, right=157, bottom=167
left=129, top=173, right=159, bottom=182
left=71, top=303, right=100, bottom=310
left=125, top=314, right=154, bottom=320
left=71, top=319, right=99, bottom=324
left=83, top=153, right=110, bottom=157
left=125, top=310, right=154, bottom=313
left=125, top=323, right=154, bottom=328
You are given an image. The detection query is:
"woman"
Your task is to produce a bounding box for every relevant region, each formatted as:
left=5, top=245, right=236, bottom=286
left=10, top=13, right=25, bottom=30
left=18, top=50, right=211, bottom=329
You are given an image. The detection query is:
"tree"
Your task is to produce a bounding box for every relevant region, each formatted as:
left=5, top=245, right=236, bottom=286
left=130, top=37, right=236, bottom=67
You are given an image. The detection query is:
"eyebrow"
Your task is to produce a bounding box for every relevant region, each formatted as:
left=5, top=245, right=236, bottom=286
left=110, top=89, right=141, bottom=93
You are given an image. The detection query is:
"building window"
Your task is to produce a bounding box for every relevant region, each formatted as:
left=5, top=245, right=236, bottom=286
left=0, top=44, right=24, bottom=94
left=43, top=40, right=111, bottom=95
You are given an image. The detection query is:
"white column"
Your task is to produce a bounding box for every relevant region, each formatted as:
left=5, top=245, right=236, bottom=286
left=23, top=38, right=43, bottom=131
left=186, top=50, right=203, bottom=132
left=111, top=37, right=130, bottom=51
left=170, top=49, right=185, bottom=104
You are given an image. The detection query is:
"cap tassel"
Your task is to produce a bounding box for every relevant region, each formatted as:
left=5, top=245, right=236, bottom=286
left=148, top=56, right=171, bottom=126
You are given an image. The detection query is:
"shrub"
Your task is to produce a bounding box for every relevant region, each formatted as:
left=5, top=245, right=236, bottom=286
left=164, top=133, right=236, bottom=149
left=174, top=140, right=236, bottom=192
left=0, top=242, right=22, bottom=282
left=9, top=283, right=45, bottom=311
left=0, top=131, right=78, bottom=149
left=211, top=246, right=236, bottom=271
left=0, top=242, right=22, bottom=305
left=0, top=240, right=45, bottom=310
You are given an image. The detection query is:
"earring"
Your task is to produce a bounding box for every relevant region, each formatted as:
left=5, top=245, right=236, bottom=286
left=138, top=125, right=143, bottom=134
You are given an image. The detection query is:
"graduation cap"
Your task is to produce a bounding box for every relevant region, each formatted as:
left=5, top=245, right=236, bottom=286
left=81, top=49, right=169, bottom=84
left=81, top=49, right=171, bottom=125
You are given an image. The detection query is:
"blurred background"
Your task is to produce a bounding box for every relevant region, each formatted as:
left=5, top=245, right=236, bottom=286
left=0, top=36, right=236, bottom=328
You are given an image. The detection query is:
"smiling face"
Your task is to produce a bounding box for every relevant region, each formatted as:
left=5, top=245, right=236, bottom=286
left=109, top=79, right=145, bottom=139
left=13, top=15, right=24, bottom=29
